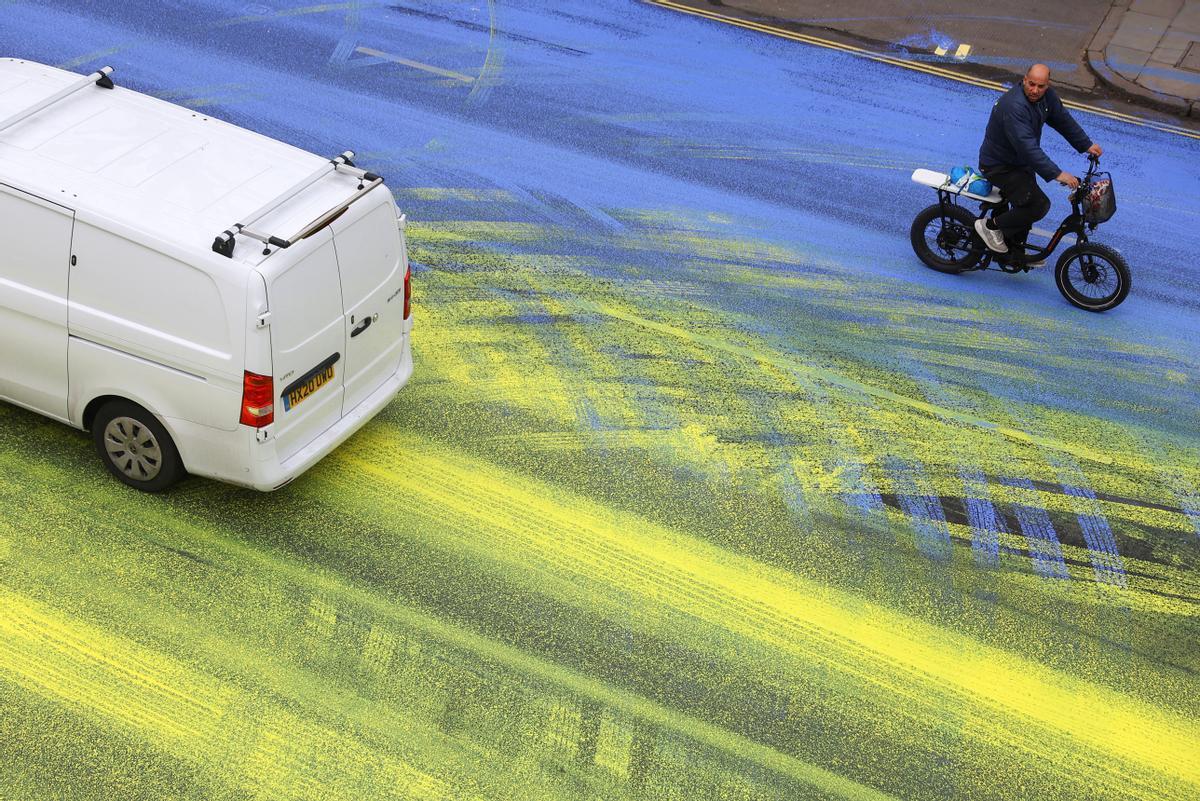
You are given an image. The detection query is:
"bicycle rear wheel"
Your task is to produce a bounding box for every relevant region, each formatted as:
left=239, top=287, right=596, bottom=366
left=1054, top=243, right=1130, bottom=312
left=910, top=204, right=984, bottom=274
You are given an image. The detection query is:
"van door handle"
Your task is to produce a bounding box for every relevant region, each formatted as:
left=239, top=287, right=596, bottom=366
left=350, top=317, right=373, bottom=338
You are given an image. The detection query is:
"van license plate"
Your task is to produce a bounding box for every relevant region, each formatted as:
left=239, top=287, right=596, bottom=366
left=283, top=364, right=335, bottom=411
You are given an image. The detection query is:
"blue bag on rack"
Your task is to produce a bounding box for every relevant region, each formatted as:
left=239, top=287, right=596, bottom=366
left=949, top=165, right=992, bottom=197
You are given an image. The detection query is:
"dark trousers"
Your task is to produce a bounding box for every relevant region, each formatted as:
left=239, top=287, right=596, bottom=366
left=981, top=165, right=1051, bottom=246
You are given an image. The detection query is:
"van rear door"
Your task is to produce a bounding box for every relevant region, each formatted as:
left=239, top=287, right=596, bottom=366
left=264, top=228, right=346, bottom=462
left=329, top=190, right=407, bottom=415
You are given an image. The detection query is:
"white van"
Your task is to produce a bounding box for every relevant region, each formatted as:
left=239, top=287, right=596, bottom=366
left=0, top=59, right=413, bottom=491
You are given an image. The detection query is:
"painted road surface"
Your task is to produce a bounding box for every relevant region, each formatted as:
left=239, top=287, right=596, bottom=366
left=1, top=2, right=1198, bottom=800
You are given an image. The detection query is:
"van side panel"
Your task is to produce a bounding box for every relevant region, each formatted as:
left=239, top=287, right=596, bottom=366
left=68, top=336, right=239, bottom=451
left=0, top=184, right=72, bottom=420
left=67, top=222, right=242, bottom=430
left=67, top=334, right=242, bottom=428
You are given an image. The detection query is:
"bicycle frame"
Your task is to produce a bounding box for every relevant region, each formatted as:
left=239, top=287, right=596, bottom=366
left=933, top=156, right=1102, bottom=273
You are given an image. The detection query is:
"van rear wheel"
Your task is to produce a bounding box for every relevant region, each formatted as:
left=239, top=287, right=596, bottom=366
left=92, top=400, right=185, bottom=492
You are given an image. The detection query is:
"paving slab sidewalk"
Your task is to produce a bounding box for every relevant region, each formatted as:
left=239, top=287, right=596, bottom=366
left=1089, top=0, right=1200, bottom=114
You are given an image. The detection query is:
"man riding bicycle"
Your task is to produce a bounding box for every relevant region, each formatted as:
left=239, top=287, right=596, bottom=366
left=974, top=64, right=1103, bottom=261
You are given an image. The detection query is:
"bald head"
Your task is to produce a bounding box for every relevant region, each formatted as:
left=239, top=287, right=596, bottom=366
left=1022, top=63, right=1051, bottom=102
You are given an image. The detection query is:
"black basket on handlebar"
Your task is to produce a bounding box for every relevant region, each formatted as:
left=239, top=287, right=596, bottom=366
left=1081, top=170, right=1116, bottom=225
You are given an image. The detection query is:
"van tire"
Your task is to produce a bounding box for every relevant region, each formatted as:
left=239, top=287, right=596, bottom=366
left=92, top=400, right=185, bottom=492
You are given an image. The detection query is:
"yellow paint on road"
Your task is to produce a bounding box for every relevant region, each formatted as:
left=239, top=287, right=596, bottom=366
left=568, top=294, right=1118, bottom=466
left=329, top=430, right=1200, bottom=798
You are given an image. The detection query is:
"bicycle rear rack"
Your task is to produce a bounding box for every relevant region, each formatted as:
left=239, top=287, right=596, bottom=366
left=0, top=65, right=115, bottom=135
left=212, top=151, right=383, bottom=258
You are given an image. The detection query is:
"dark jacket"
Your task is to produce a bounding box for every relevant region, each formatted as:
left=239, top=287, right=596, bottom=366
left=978, top=85, right=1091, bottom=182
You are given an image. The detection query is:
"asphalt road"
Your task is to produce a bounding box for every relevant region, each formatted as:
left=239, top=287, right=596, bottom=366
left=1, top=2, right=1198, bottom=800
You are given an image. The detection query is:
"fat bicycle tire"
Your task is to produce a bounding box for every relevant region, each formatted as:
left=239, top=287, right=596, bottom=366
left=910, top=204, right=984, bottom=274
left=1054, top=242, right=1131, bottom=312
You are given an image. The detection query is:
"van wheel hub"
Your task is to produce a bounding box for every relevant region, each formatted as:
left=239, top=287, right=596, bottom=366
left=102, top=416, right=163, bottom=481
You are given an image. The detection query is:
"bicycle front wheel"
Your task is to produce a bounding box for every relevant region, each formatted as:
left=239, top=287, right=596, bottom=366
left=1054, top=243, right=1131, bottom=312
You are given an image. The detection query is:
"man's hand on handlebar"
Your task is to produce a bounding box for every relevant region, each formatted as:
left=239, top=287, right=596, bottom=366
left=1060, top=147, right=1104, bottom=189
left=1056, top=171, right=1080, bottom=190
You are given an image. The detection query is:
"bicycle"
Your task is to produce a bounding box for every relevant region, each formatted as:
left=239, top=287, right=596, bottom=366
left=909, top=155, right=1130, bottom=312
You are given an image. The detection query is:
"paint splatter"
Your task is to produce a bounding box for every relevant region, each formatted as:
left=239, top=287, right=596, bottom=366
left=0, top=1, right=1198, bottom=799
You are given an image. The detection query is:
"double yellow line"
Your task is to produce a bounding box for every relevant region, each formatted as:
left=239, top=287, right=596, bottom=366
left=647, top=0, right=1200, bottom=141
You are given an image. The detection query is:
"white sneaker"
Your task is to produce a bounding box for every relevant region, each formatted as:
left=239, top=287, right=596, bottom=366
left=974, top=218, right=1008, bottom=253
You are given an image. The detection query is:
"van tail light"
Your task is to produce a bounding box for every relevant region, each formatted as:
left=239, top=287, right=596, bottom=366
left=403, top=263, right=412, bottom=320
left=240, top=370, right=274, bottom=427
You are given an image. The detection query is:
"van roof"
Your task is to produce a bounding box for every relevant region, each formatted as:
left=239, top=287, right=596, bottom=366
left=0, top=58, right=367, bottom=265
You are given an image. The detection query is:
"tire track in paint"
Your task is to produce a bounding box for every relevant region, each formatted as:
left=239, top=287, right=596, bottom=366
left=0, top=588, right=454, bottom=801
left=811, top=309, right=1137, bottom=588
left=0, top=452, right=821, bottom=800
left=881, top=358, right=1010, bottom=570
left=319, top=430, right=1200, bottom=800
left=416, top=214, right=1170, bottom=593
left=736, top=360, right=820, bottom=539
left=566, top=295, right=1117, bottom=467
left=415, top=223, right=720, bottom=473
left=1002, top=401, right=1126, bottom=585
left=691, top=310, right=959, bottom=568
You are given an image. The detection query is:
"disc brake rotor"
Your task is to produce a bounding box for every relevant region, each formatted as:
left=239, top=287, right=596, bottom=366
left=936, top=223, right=965, bottom=254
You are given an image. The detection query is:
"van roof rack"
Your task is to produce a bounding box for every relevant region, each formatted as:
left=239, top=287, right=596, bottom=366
left=0, top=66, right=115, bottom=136
left=212, top=150, right=383, bottom=258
